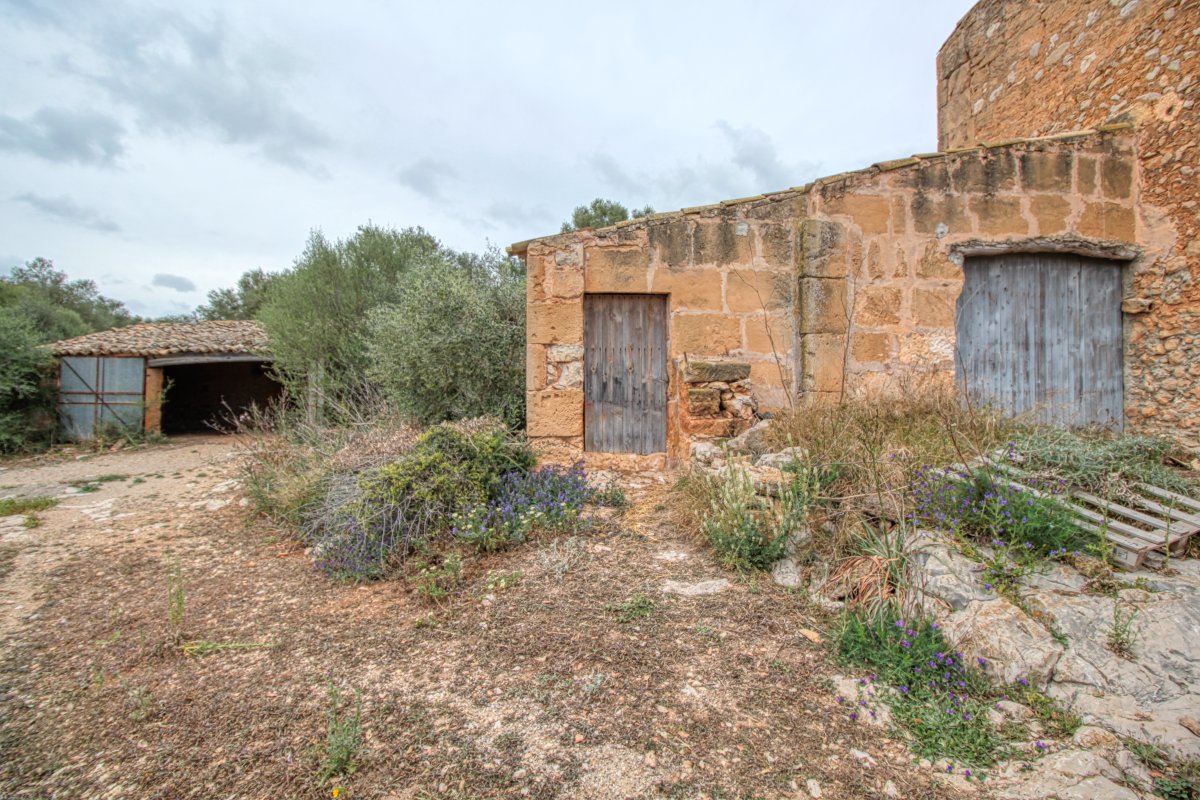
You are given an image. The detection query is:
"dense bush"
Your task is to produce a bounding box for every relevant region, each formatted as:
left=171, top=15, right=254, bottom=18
left=365, top=250, right=525, bottom=428
left=302, top=421, right=535, bottom=580
left=258, top=225, right=444, bottom=414
left=0, top=314, right=54, bottom=453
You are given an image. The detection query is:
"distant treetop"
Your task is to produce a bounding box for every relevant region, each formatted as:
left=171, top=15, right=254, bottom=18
left=561, top=198, right=654, bottom=233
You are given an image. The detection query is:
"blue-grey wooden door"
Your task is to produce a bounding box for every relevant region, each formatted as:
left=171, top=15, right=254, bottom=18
left=584, top=294, right=668, bottom=454
left=956, top=253, right=1123, bottom=428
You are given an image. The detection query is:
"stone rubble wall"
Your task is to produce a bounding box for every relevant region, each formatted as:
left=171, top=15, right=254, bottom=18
left=938, top=0, right=1199, bottom=444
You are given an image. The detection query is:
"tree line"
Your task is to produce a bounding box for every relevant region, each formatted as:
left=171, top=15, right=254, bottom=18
left=0, top=198, right=652, bottom=452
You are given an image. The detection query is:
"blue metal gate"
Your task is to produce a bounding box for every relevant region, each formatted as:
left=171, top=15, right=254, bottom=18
left=58, top=356, right=145, bottom=440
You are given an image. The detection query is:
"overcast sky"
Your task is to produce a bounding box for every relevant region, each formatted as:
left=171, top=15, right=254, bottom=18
left=1, top=0, right=977, bottom=317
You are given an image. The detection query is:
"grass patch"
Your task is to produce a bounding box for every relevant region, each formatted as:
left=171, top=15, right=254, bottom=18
left=1123, top=739, right=1200, bottom=800
left=1006, top=429, right=1195, bottom=496
left=179, top=640, right=275, bottom=657
left=607, top=592, right=656, bottom=623
left=0, top=495, right=58, bottom=516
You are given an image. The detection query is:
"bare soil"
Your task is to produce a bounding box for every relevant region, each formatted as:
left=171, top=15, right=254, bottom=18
left=0, top=436, right=959, bottom=799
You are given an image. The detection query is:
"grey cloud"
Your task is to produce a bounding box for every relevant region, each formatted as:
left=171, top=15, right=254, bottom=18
left=589, top=153, right=647, bottom=197
left=714, top=121, right=796, bottom=190
left=151, top=273, right=197, bottom=292
left=483, top=201, right=554, bottom=229
left=44, top=6, right=329, bottom=172
left=397, top=158, right=458, bottom=201
left=13, top=192, right=120, bottom=232
left=0, top=107, right=125, bottom=166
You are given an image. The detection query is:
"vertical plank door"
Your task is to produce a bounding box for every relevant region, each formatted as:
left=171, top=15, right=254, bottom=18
left=584, top=294, right=668, bottom=454
left=956, top=253, right=1123, bottom=428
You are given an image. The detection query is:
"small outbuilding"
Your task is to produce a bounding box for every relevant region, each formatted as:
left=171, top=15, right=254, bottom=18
left=52, top=320, right=282, bottom=440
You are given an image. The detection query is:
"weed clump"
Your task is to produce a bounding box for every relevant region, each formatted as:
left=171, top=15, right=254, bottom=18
left=699, top=461, right=817, bottom=572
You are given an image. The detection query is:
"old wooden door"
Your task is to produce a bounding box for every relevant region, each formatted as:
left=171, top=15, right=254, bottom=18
left=584, top=294, right=668, bottom=454
left=956, top=253, right=1124, bottom=428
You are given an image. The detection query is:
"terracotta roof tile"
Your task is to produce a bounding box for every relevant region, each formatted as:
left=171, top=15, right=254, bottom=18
left=52, top=320, right=268, bottom=357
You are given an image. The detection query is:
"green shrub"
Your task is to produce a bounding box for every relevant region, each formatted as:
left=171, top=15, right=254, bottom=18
left=913, top=468, right=1094, bottom=558
left=0, top=312, right=54, bottom=453
left=303, top=420, right=534, bottom=580
left=365, top=250, right=525, bottom=429
left=701, top=462, right=816, bottom=571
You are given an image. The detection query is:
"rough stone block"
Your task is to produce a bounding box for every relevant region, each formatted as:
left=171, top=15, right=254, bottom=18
left=1076, top=156, right=1098, bottom=195
left=750, top=359, right=791, bottom=392
left=1101, top=158, right=1133, bottom=199
left=973, top=195, right=1028, bottom=236
left=911, top=194, right=971, bottom=235
left=686, top=386, right=721, bottom=416
left=823, top=193, right=892, bottom=235
left=652, top=267, right=723, bottom=311
left=1030, top=195, right=1071, bottom=235
left=532, top=436, right=584, bottom=466
left=897, top=332, right=955, bottom=368
left=649, top=219, right=692, bottom=269
left=952, top=151, right=1016, bottom=193
left=727, top=269, right=789, bottom=312
left=852, top=332, right=892, bottom=364
left=758, top=223, right=792, bottom=267
left=693, top=220, right=752, bottom=266
left=798, top=218, right=849, bottom=278
left=673, top=314, right=742, bottom=354
left=916, top=242, right=961, bottom=279
left=528, top=302, right=583, bottom=344
left=854, top=286, right=902, bottom=327
left=801, top=333, right=845, bottom=394
left=1078, top=202, right=1136, bottom=241
left=798, top=277, right=849, bottom=334
left=683, top=359, right=751, bottom=383
left=548, top=261, right=584, bottom=299
left=911, top=287, right=958, bottom=329
left=744, top=314, right=793, bottom=354
left=1021, top=150, right=1074, bottom=192
left=584, top=248, right=649, bottom=292
left=526, top=389, right=583, bottom=438
left=897, top=160, right=951, bottom=192
left=527, top=343, right=548, bottom=391
left=682, top=416, right=736, bottom=438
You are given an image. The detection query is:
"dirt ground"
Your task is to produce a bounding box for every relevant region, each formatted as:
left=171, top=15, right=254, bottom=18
left=0, top=436, right=962, bottom=800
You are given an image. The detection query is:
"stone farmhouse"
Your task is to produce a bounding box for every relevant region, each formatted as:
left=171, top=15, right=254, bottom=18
left=511, top=0, right=1198, bottom=468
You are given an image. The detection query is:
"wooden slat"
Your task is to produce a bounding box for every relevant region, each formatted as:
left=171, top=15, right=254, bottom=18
left=583, top=294, right=667, bottom=455
left=1071, top=490, right=1200, bottom=534
left=956, top=253, right=1123, bottom=429
left=1138, top=483, right=1200, bottom=513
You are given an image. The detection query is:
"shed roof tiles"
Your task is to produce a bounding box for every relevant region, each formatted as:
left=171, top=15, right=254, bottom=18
left=53, top=320, right=268, bottom=357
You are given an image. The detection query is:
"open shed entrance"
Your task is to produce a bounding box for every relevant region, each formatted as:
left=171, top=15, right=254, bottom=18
left=583, top=294, right=668, bottom=454
left=955, top=253, right=1124, bottom=428
left=154, top=357, right=283, bottom=434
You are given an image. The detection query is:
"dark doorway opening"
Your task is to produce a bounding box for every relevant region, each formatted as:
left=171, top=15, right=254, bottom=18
left=161, top=362, right=283, bottom=434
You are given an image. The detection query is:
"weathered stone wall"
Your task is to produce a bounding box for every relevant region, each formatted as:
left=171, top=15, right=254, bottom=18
left=799, top=129, right=1154, bottom=411
left=524, top=200, right=800, bottom=466
left=938, top=0, right=1199, bottom=443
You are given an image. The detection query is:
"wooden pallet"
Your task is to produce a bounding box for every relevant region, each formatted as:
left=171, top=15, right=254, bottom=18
left=940, top=461, right=1200, bottom=570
